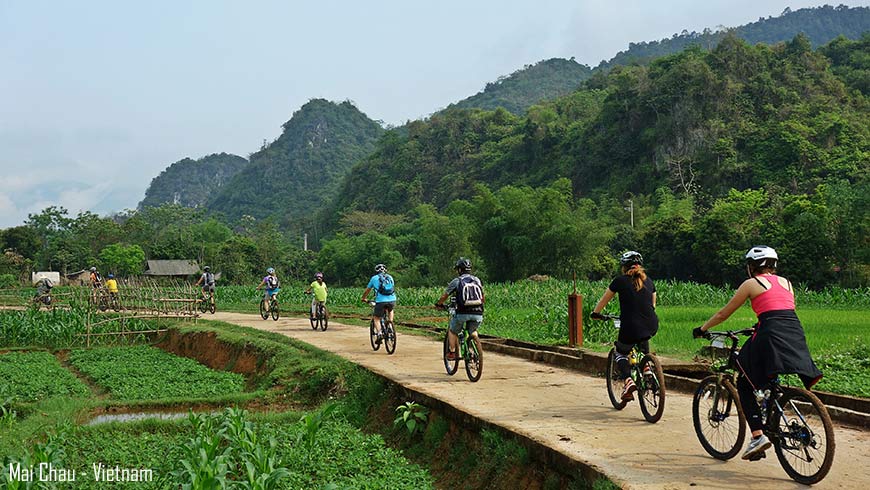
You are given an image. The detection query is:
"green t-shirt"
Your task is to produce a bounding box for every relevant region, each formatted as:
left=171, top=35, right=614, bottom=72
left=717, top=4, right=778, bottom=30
left=310, top=281, right=328, bottom=302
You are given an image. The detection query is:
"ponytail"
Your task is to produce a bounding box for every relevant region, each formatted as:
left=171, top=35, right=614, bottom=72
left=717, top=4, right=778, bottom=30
left=623, top=264, right=647, bottom=292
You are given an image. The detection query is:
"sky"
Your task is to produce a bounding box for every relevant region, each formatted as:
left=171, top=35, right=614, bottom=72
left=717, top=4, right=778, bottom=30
left=1, top=0, right=867, bottom=228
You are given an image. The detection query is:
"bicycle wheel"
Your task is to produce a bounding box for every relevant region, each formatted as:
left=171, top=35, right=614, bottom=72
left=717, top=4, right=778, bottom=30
left=384, top=321, right=396, bottom=354
left=443, top=333, right=459, bottom=375
left=270, top=300, right=279, bottom=321
left=638, top=354, right=666, bottom=423
left=199, top=297, right=208, bottom=313
left=320, top=306, right=328, bottom=331
left=692, top=376, right=745, bottom=460
left=770, top=388, right=835, bottom=485
left=259, top=299, right=268, bottom=320
left=369, top=320, right=381, bottom=351
left=310, top=307, right=318, bottom=330
left=112, top=297, right=120, bottom=312
left=209, top=299, right=216, bottom=314
left=464, top=336, right=483, bottom=382
left=605, top=349, right=628, bottom=410
left=98, top=293, right=108, bottom=312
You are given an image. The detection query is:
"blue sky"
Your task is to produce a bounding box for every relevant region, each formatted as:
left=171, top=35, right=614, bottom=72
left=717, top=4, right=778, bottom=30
left=1, top=1, right=865, bottom=227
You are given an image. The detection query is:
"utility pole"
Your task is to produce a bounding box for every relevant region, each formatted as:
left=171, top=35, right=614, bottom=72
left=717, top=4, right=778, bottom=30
left=625, top=199, right=634, bottom=228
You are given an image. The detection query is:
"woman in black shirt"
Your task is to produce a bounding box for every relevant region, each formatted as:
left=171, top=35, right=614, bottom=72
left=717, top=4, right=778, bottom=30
left=591, top=251, right=659, bottom=401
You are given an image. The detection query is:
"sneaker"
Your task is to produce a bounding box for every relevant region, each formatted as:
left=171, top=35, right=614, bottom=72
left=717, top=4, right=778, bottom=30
left=621, top=379, right=637, bottom=401
left=446, top=351, right=459, bottom=361
left=741, top=435, right=771, bottom=460
left=642, top=365, right=653, bottom=377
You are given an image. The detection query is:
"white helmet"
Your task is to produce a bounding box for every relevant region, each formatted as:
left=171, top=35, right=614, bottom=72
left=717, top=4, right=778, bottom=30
left=745, top=245, right=778, bottom=268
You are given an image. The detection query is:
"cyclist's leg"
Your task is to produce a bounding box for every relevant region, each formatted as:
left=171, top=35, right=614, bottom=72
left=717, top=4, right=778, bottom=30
left=613, top=340, right=633, bottom=381
left=637, top=338, right=650, bottom=355
left=310, top=297, right=317, bottom=318
left=263, top=290, right=271, bottom=310
left=736, top=375, right=765, bottom=436
left=447, top=314, right=461, bottom=356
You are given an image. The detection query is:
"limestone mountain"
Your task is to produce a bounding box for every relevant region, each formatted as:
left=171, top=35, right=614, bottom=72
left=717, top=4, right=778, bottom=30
left=450, top=58, right=593, bottom=115
left=138, top=153, right=248, bottom=210
left=207, top=99, right=384, bottom=228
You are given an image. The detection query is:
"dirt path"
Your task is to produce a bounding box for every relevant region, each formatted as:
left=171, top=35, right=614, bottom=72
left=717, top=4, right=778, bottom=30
left=211, top=312, right=870, bottom=489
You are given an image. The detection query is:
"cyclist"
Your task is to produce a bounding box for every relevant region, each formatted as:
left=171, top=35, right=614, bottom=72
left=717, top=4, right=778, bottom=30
left=692, top=245, right=822, bottom=461
left=434, top=258, right=484, bottom=361
left=255, top=267, right=281, bottom=311
left=195, top=266, right=217, bottom=305
left=34, top=277, right=53, bottom=305
left=304, top=272, right=328, bottom=320
left=360, top=264, right=396, bottom=340
left=88, top=266, right=103, bottom=303
left=105, top=273, right=119, bottom=301
left=591, top=251, right=659, bottom=402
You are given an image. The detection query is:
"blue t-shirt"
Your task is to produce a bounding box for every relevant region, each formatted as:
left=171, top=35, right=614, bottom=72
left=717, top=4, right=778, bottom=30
left=367, top=274, right=397, bottom=303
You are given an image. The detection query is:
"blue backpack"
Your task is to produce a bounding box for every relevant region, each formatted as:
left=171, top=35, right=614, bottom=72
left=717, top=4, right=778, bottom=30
left=377, top=273, right=394, bottom=296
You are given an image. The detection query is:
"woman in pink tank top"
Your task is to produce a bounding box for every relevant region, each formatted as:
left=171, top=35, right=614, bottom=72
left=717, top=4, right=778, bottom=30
left=692, top=246, right=822, bottom=461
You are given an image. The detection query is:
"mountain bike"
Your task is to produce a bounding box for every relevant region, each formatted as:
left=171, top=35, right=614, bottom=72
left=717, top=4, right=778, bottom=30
left=31, top=293, right=52, bottom=310
left=198, top=289, right=216, bottom=314
left=259, top=291, right=279, bottom=321
left=693, top=329, right=835, bottom=484
left=91, top=287, right=109, bottom=312
left=310, top=300, right=328, bottom=331
left=367, top=301, right=396, bottom=354
left=437, top=302, right=483, bottom=382
left=597, top=313, right=666, bottom=423
left=109, top=292, right=121, bottom=312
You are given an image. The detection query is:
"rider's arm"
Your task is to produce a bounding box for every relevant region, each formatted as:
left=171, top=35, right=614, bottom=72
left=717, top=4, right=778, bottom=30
left=652, top=291, right=657, bottom=309
left=434, top=292, right=450, bottom=306
left=255, top=279, right=265, bottom=290
left=361, top=287, right=372, bottom=302
left=591, top=288, right=616, bottom=315
left=195, top=276, right=203, bottom=286
left=699, top=280, right=752, bottom=333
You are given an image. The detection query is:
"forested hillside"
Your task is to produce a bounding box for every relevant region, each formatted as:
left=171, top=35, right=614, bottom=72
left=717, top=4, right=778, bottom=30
left=320, top=34, right=869, bottom=287
left=138, top=153, right=247, bottom=209
left=598, top=5, right=869, bottom=70
left=450, top=58, right=593, bottom=114
left=207, top=99, right=384, bottom=229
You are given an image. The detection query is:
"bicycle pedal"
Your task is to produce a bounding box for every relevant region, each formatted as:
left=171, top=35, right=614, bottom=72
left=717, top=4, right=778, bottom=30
left=747, top=451, right=767, bottom=462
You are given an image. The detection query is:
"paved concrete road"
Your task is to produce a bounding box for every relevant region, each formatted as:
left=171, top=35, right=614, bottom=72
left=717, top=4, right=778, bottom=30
left=211, top=312, right=870, bottom=489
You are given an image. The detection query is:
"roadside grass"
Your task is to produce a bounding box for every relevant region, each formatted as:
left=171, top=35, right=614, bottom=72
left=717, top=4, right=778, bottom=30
left=67, top=345, right=246, bottom=401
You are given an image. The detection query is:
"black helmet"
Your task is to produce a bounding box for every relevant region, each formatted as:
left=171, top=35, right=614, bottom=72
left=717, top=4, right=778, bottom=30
left=455, top=257, right=472, bottom=273
left=374, top=264, right=387, bottom=274
left=620, top=251, right=643, bottom=266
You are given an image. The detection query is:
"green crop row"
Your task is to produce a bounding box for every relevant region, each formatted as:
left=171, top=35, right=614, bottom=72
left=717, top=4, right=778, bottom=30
left=68, top=346, right=245, bottom=401
left=0, top=308, right=161, bottom=348
left=0, top=351, right=90, bottom=403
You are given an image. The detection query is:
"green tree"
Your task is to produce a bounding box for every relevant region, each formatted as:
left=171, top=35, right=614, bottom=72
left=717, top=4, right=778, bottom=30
left=99, top=244, right=145, bottom=276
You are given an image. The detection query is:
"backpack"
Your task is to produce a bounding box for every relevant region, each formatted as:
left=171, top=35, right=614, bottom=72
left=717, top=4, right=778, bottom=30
left=376, top=273, right=394, bottom=296
left=266, top=276, right=279, bottom=289
left=205, top=272, right=215, bottom=286
left=456, top=275, right=484, bottom=311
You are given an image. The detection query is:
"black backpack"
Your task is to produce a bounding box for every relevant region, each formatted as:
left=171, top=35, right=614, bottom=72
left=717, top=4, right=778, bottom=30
left=456, top=274, right=484, bottom=312
left=376, top=273, right=394, bottom=296
left=205, top=272, right=215, bottom=286
left=266, top=276, right=279, bottom=289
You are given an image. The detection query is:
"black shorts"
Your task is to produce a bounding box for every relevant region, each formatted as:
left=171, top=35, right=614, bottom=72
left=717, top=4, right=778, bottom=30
left=373, top=301, right=395, bottom=317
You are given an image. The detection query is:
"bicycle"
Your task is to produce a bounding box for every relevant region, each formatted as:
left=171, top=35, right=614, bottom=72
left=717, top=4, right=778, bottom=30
left=310, top=300, right=328, bottom=331
left=31, top=293, right=52, bottom=310
left=259, top=292, right=279, bottom=321
left=109, top=292, right=121, bottom=312
left=91, top=287, right=109, bottom=312
left=367, top=301, right=396, bottom=354
left=437, top=302, right=483, bottom=382
left=597, top=313, right=666, bottom=423
left=693, top=329, right=835, bottom=484
left=198, top=290, right=216, bottom=314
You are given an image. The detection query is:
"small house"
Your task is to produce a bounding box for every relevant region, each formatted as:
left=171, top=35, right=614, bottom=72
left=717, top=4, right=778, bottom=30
left=143, top=260, right=201, bottom=278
